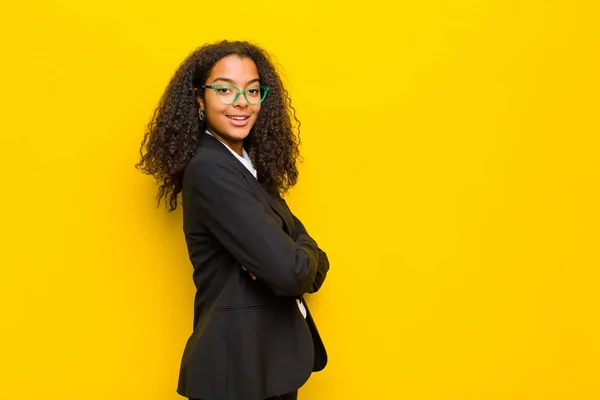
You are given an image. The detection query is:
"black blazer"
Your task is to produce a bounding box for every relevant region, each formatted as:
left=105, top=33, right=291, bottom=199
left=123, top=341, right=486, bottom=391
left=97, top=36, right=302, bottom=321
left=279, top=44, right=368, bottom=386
left=177, top=133, right=329, bottom=400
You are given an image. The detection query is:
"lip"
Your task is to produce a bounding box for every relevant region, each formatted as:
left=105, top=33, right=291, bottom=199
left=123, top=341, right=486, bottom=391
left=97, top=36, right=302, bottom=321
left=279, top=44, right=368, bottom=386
left=226, top=115, right=251, bottom=127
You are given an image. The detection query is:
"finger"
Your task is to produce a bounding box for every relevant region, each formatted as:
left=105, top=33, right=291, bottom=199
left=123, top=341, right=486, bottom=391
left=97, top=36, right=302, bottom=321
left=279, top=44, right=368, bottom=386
left=241, top=266, right=257, bottom=280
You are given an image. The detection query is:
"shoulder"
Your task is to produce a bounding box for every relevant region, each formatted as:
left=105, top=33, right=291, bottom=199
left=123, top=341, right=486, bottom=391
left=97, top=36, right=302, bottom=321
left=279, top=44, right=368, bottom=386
left=183, top=146, right=246, bottom=189
left=185, top=144, right=236, bottom=173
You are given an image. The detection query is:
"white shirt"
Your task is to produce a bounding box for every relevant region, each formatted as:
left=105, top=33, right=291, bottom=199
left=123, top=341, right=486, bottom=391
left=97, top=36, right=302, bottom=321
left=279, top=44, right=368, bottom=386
left=205, top=131, right=308, bottom=319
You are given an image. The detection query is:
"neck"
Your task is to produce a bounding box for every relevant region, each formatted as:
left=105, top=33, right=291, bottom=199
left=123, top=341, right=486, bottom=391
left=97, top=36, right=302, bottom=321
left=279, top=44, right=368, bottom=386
left=229, top=142, right=244, bottom=157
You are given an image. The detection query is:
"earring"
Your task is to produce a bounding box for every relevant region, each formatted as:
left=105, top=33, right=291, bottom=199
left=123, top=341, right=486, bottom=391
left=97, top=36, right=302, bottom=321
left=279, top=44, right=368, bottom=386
left=198, top=108, right=205, bottom=121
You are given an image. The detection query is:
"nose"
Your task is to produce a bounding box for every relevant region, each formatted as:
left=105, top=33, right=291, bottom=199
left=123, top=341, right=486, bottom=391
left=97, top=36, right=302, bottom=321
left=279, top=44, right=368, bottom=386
left=233, top=92, right=249, bottom=108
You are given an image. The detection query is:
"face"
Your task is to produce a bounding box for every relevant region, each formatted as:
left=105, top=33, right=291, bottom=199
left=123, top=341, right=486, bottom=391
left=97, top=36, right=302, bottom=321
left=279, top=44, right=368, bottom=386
left=197, top=55, right=262, bottom=152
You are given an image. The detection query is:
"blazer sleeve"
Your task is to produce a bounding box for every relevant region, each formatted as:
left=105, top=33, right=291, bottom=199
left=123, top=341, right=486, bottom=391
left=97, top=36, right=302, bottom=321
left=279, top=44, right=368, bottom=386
left=187, top=156, right=319, bottom=297
left=310, top=249, right=329, bottom=294
left=284, top=205, right=330, bottom=294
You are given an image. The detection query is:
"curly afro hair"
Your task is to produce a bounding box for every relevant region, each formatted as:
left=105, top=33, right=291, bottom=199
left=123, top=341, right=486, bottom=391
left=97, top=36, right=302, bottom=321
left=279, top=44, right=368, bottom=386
left=136, top=40, right=301, bottom=211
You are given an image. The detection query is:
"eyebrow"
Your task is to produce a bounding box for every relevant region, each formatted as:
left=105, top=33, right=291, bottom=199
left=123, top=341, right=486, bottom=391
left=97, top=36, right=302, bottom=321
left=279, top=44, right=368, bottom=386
left=211, top=77, right=260, bottom=85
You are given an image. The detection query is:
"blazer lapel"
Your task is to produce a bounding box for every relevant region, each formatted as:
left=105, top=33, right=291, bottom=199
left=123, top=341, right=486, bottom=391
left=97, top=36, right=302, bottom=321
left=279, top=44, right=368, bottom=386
left=198, top=133, right=295, bottom=236
left=251, top=179, right=294, bottom=237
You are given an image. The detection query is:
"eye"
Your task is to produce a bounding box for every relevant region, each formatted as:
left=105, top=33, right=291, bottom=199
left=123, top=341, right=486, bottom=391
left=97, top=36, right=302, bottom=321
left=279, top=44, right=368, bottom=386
left=217, top=87, right=232, bottom=94
left=246, top=87, right=260, bottom=97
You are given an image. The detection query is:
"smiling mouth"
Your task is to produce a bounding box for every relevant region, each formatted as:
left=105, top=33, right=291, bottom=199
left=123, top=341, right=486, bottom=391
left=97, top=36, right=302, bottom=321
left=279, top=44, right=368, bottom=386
left=226, top=115, right=250, bottom=121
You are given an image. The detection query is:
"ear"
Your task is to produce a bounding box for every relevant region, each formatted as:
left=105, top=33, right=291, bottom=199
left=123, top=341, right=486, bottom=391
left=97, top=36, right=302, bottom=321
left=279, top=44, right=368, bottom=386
left=196, top=96, right=205, bottom=110
left=193, top=88, right=205, bottom=109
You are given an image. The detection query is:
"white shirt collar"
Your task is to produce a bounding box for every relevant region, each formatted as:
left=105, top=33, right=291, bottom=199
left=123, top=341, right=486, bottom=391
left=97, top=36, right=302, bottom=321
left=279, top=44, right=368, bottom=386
left=205, top=130, right=257, bottom=179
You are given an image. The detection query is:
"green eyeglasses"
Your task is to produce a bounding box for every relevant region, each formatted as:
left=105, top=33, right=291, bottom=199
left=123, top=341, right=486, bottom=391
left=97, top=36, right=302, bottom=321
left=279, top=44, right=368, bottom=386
left=201, top=84, right=270, bottom=105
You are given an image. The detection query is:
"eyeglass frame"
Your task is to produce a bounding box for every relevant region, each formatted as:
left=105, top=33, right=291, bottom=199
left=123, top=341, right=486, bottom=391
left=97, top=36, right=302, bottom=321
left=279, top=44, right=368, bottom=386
left=200, top=83, right=270, bottom=105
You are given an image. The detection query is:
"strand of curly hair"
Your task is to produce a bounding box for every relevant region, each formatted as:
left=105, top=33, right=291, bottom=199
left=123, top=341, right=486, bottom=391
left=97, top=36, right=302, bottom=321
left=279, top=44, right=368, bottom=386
left=136, top=40, right=301, bottom=211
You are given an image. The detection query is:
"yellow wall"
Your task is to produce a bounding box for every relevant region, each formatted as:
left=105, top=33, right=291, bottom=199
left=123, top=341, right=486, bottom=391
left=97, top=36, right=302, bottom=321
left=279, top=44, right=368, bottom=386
left=1, top=1, right=599, bottom=399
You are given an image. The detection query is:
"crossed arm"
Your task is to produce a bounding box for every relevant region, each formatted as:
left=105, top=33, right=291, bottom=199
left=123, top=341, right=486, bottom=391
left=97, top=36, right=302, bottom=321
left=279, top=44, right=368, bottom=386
left=289, top=210, right=329, bottom=294
left=188, top=157, right=329, bottom=297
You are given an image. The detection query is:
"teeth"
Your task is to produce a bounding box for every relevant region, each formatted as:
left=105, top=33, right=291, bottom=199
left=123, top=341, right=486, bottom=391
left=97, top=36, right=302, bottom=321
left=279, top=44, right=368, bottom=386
left=228, top=116, right=248, bottom=120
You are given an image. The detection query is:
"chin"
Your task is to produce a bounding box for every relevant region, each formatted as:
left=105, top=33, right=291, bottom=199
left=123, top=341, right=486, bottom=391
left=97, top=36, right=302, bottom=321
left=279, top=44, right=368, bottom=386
left=228, top=128, right=252, bottom=141
left=210, top=119, right=256, bottom=142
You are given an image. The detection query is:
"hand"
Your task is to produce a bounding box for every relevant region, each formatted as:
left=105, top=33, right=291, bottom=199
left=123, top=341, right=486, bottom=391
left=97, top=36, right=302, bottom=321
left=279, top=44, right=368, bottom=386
left=241, top=265, right=257, bottom=280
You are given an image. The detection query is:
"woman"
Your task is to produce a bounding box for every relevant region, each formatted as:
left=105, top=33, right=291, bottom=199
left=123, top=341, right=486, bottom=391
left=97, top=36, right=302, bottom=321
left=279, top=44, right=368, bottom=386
left=137, top=40, right=329, bottom=400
